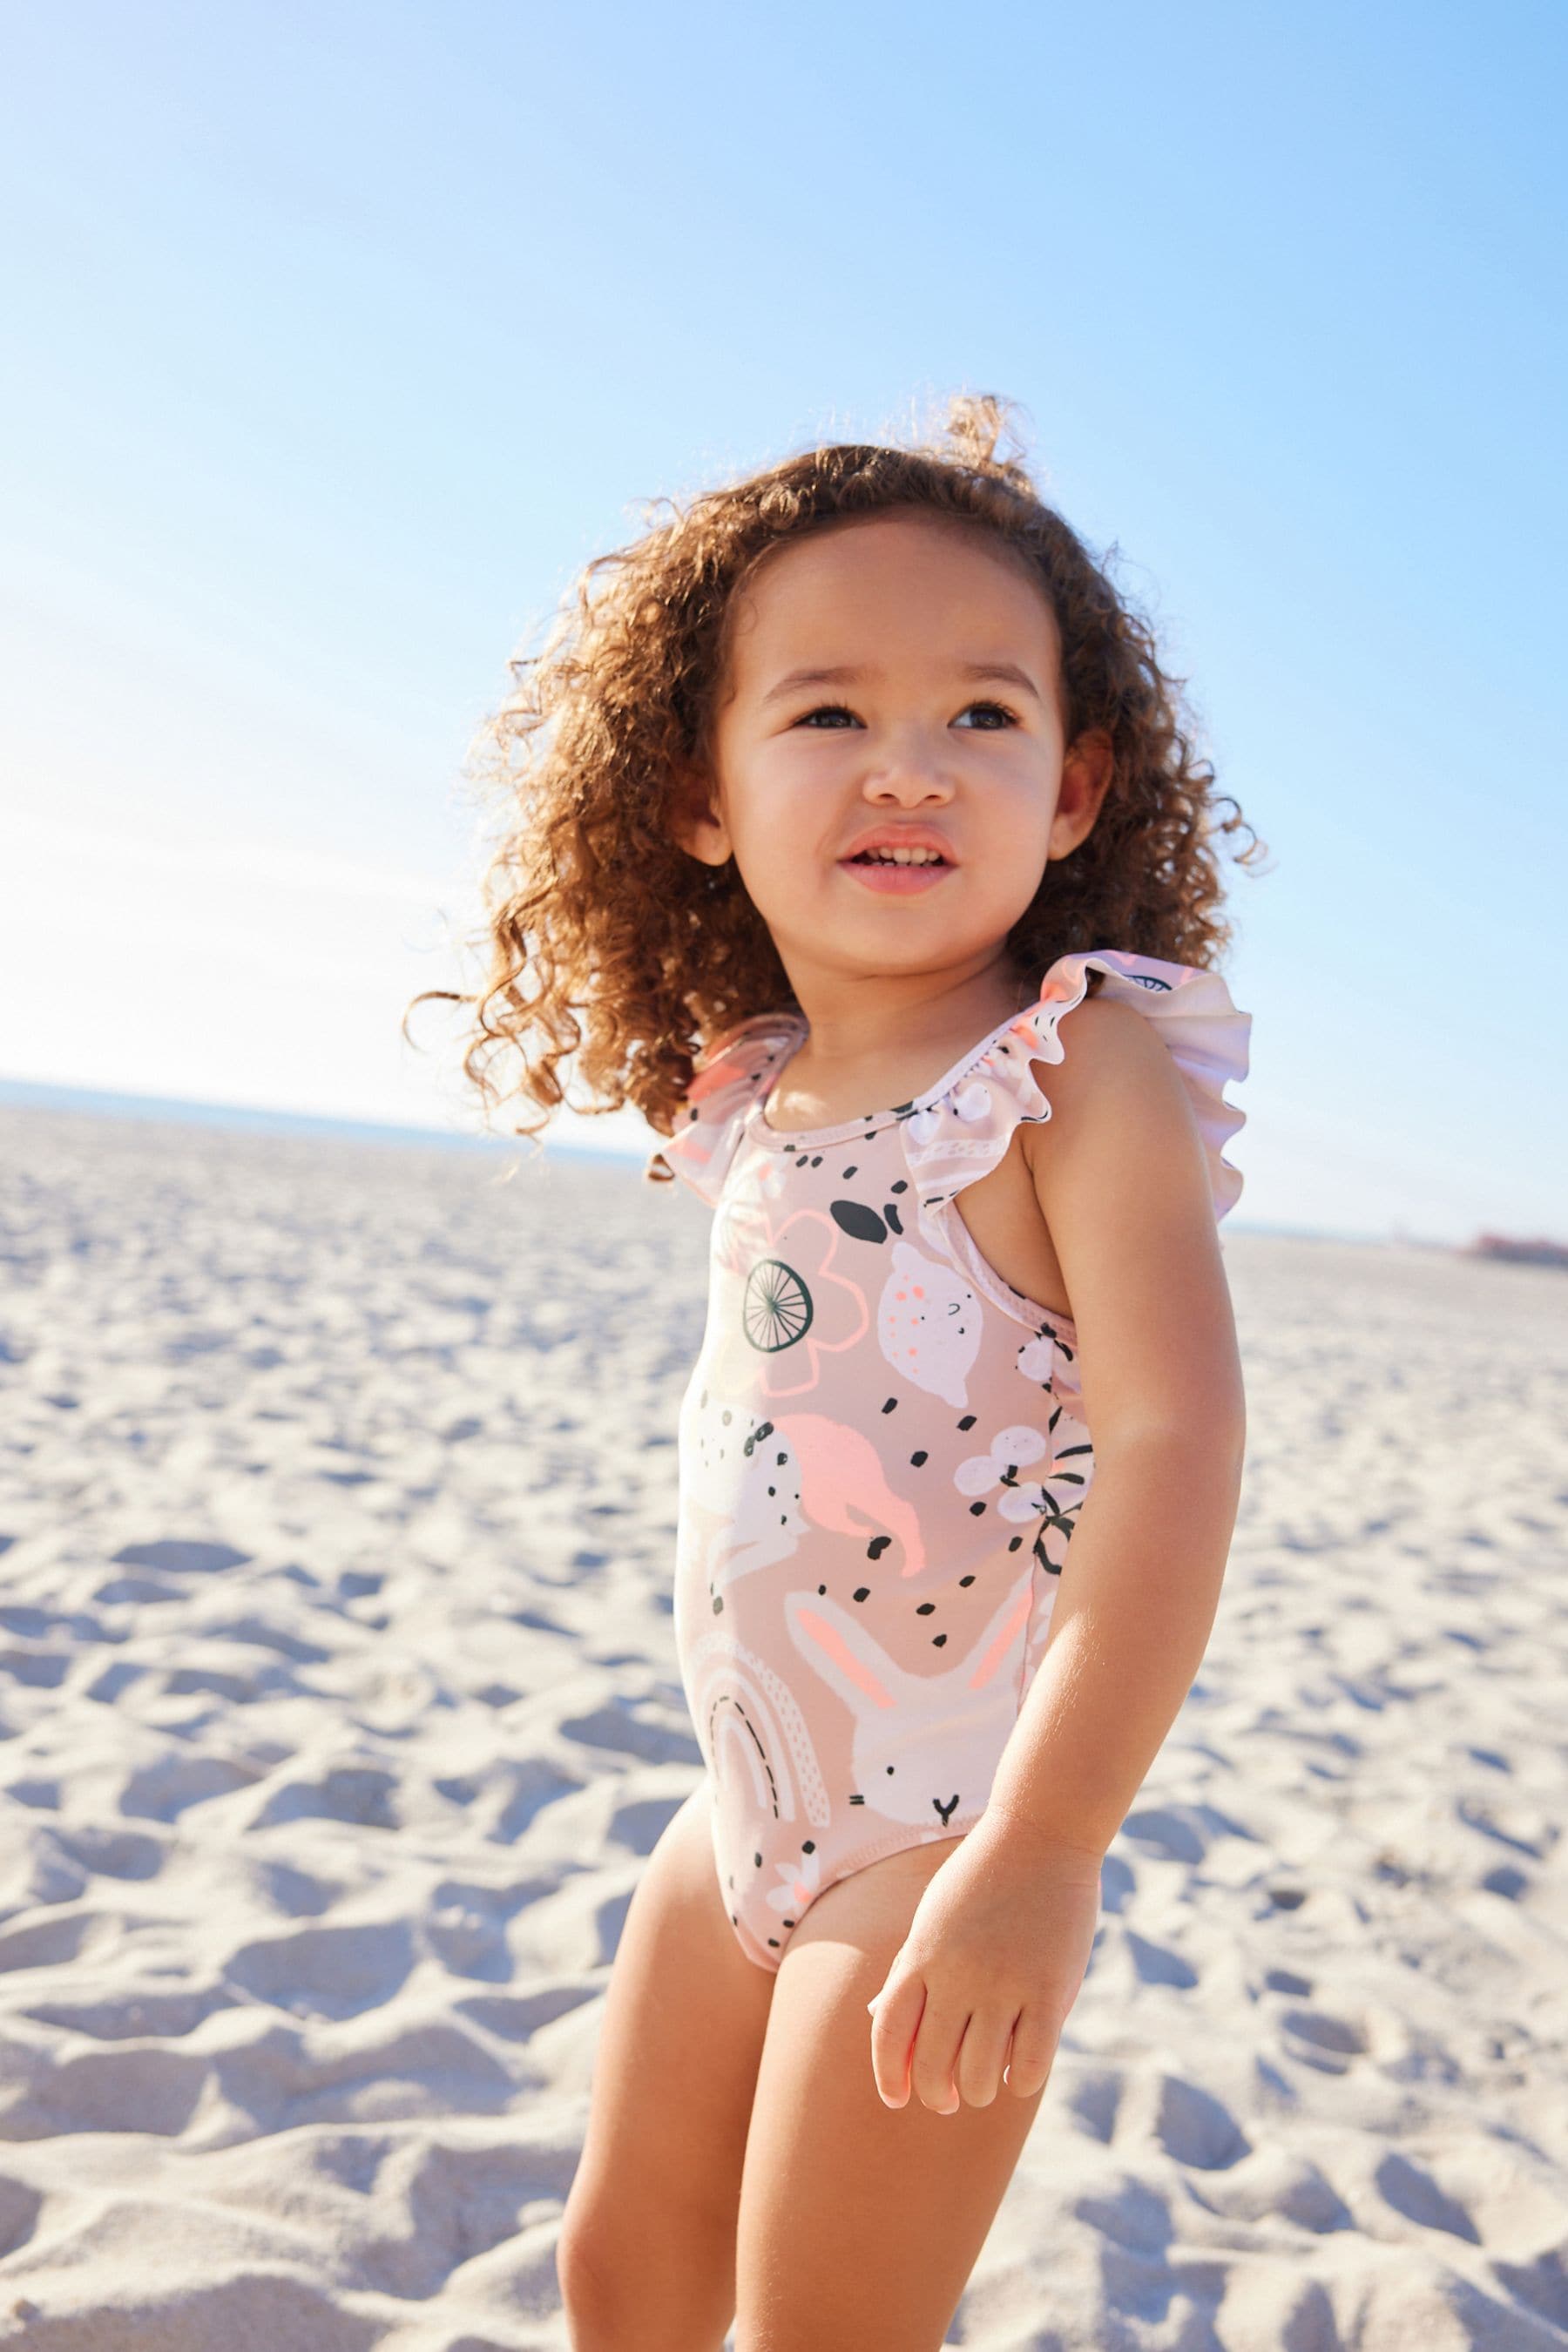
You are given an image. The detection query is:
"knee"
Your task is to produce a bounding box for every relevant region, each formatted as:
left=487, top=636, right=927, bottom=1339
left=558, top=2194, right=732, bottom=2350
left=557, top=2201, right=625, bottom=2335
left=557, top=2207, right=629, bottom=2348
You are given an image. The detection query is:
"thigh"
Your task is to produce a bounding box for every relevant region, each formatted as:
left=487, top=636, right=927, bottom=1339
left=733, top=1835, right=1046, bottom=2352
left=560, top=1776, right=776, bottom=2340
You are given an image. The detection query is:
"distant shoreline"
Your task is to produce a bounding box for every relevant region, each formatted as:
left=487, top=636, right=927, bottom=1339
left=0, top=1076, right=1494, bottom=1254
left=0, top=1074, right=612, bottom=1161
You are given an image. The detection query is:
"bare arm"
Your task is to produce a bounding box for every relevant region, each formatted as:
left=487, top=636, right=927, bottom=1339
left=983, top=997, right=1247, bottom=1859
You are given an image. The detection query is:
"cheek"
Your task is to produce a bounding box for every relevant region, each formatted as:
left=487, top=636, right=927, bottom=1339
left=728, top=756, right=829, bottom=873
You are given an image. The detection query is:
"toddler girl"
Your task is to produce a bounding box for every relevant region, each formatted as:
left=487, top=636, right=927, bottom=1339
left=431, top=393, right=1260, bottom=2351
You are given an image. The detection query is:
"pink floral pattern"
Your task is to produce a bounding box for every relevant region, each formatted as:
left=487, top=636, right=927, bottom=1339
left=651, top=946, right=1250, bottom=1973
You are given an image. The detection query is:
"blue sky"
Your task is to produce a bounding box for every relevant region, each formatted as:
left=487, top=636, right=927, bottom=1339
left=2, top=2, right=1563, bottom=1243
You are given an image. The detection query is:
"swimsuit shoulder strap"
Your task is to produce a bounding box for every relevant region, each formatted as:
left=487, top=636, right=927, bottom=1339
left=902, top=947, right=1252, bottom=1227
left=645, top=1011, right=805, bottom=1205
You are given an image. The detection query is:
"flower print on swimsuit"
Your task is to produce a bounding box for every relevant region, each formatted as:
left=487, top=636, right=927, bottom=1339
left=954, top=1415, right=1093, bottom=1583
left=763, top=1844, right=823, bottom=1923
left=1009, top=1325, right=1094, bottom=1571
left=1015, top=1328, right=1058, bottom=1388
left=784, top=1578, right=1051, bottom=1833
left=715, top=1204, right=869, bottom=1401
left=954, top=1423, right=1054, bottom=1522
left=1032, top=1398, right=1094, bottom=1576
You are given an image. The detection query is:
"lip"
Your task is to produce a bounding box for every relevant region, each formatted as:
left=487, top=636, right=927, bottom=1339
left=836, top=825, right=956, bottom=898
left=840, top=859, right=953, bottom=896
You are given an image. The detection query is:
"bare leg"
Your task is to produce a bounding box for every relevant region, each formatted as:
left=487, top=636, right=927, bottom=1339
left=558, top=1777, right=776, bottom=2351
left=733, top=1835, right=1046, bottom=2352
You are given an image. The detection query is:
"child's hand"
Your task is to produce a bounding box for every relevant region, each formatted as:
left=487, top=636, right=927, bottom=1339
left=864, top=1812, right=1103, bottom=2113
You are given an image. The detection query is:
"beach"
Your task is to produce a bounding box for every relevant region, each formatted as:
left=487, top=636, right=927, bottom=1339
left=0, top=1102, right=1564, bottom=2350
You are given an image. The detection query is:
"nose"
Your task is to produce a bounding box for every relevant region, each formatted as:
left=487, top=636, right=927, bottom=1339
left=861, top=727, right=956, bottom=805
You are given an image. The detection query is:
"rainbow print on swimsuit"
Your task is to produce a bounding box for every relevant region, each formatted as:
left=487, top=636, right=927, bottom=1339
left=649, top=948, right=1251, bottom=1973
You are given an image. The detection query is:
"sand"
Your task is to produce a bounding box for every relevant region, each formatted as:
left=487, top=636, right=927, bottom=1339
left=0, top=1103, right=1564, bottom=2350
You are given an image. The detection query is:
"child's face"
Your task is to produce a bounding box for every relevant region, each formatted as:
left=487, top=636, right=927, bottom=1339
left=677, top=509, right=1112, bottom=989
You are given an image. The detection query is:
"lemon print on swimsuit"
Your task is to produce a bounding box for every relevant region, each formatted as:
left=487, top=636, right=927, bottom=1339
left=743, top=1258, right=814, bottom=1353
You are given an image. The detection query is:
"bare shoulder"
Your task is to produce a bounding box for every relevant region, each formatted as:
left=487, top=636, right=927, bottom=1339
left=1019, top=994, right=1200, bottom=1185
left=1017, top=993, right=1240, bottom=1444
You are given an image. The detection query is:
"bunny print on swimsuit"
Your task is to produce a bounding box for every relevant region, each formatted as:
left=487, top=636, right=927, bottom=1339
left=651, top=948, right=1251, bottom=1972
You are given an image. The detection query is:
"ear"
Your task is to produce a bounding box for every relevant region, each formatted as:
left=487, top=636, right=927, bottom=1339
left=785, top=1591, right=898, bottom=1716
left=964, top=1578, right=1035, bottom=1693
left=667, top=760, right=733, bottom=867
left=1050, top=727, right=1116, bottom=860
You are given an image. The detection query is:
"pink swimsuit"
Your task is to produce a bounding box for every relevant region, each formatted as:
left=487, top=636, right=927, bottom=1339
left=646, top=947, right=1250, bottom=1972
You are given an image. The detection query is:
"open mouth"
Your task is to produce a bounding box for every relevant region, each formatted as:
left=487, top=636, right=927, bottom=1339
left=844, top=848, right=950, bottom=868
left=839, top=847, right=953, bottom=892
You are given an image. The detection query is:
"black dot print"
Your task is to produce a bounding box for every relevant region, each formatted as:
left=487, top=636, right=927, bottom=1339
left=801, top=1841, right=815, bottom=1854
left=959, top=1574, right=976, bottom=1587
left=817, top=1584, right=827, bottom=1595
left=866, top=1535, right=892, bottom=1561
left=932, top=1634, right=947, bottom=1646
left=970, top=1501, right=987, bottom=1516
left=916, top=1602, right=936, bottom=1616
left=882, top=1396, right=897, bottom=1414
left=957, top=1414, right=977, bottom=1430
left=853, top=1586, right=870, bottom=1602
left=889, top=1179, right=908, bottom=1194
left=841, top=1165, right=857, bottom=1178
left=1008, top=1536, right=1024, bottom=1551
left=909, top=1450, right=928, bottom=1467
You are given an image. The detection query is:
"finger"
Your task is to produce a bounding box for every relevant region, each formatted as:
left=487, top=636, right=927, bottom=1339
left=954, top=2007, right=1015, bottom=2109
left=868, top=1971, right=926, bottom=2109
left=909, top=2003, right=970, bottom=2115
left=1002, top=2004, right=1060, bottom=2100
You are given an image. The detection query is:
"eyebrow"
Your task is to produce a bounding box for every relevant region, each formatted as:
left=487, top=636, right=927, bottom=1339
left=757, top=659, right=1044, bottom=710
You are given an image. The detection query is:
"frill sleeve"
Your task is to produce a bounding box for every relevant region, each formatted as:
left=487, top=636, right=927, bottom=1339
left=902, top=947, right=1252, bottom=1229
left=644, top=1014, right=803, bottom=1206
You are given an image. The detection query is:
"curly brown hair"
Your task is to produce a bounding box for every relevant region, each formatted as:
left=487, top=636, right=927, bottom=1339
left=409, top=392, right=1265, bottom=1166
